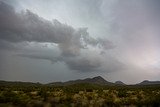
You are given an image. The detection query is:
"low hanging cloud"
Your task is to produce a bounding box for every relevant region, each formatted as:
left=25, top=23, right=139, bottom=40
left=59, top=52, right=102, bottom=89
left=0, top=1, right=118, bottom=72
left=65, top=56, right=102, bottom=72
left=17, top=51, right=103, bottom=72
left=0, top=1, right=114, bottom=57
left=16, top=48, right=125, bottom=73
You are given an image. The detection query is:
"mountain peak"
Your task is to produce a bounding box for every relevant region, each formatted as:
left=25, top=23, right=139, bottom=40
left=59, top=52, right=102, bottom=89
left=142, top=80, right=149, bottom=82
left=49, top=76, right=113, bottom=85
left=92, top=76, right=105, bottom=80
left=88, top=76, right=112, bottom=85
left=115, top=81, right=125, bottom=85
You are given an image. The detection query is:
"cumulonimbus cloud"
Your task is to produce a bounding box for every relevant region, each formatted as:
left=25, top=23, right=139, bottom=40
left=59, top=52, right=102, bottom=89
left=0, top=1, right=114, bottom=56
left=0, top=1, right=117, bottom=72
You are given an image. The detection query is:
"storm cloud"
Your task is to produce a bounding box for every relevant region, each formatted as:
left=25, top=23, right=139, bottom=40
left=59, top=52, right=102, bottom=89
left=0, top=1, right=117, bottom=72
left=0, top=1, right=114, bottom=57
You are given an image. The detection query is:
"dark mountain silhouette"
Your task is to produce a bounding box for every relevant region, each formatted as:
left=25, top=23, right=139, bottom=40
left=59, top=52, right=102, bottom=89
left=138, top=80, right=160, bottom=85
left=48, top=76, right=114, bottom=86
left=1, top=77, right=160, bottom=86
left=115, top=81, right=125, bottom=85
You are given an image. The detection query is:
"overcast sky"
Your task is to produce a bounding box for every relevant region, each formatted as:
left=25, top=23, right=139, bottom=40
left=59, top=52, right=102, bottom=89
left=0, top=0, right=160, bottom=84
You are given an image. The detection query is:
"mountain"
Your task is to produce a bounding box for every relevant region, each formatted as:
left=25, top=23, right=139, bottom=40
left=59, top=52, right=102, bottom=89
left=2, top=77, right=160, bottom=86
left=138, top=80, right=160, bottom=85
left=115, top=81, right=125, bottom=85
left=49, top=76, right=114, bottom=86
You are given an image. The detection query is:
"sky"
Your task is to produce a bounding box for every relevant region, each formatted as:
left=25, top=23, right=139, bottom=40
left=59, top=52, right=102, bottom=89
left=0, top=0, right=160, bottom=84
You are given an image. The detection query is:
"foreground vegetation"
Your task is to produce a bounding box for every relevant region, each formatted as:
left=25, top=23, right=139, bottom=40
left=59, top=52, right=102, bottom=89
left=0, top=82, right=160, bottom=107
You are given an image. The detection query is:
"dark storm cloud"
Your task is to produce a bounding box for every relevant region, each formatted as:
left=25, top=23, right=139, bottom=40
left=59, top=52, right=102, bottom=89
left=66, top=57, right=101, bottom=72
left=0, top=1, right=114, bottom=57
left=0, top=1, right=117, bottom=72
left=64, top=54, right=125, bottom=72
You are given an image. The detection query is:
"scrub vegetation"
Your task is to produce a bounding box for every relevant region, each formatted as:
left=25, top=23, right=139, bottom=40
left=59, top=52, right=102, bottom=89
left=0, top=82, right=160, bottom=107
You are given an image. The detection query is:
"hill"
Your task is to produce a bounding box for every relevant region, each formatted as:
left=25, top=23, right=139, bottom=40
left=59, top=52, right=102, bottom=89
left=138, top=80, right=160, bottom=85
left=115, top=81, right=125, bottom=85
left=48, top=76, right=114, bottom=86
